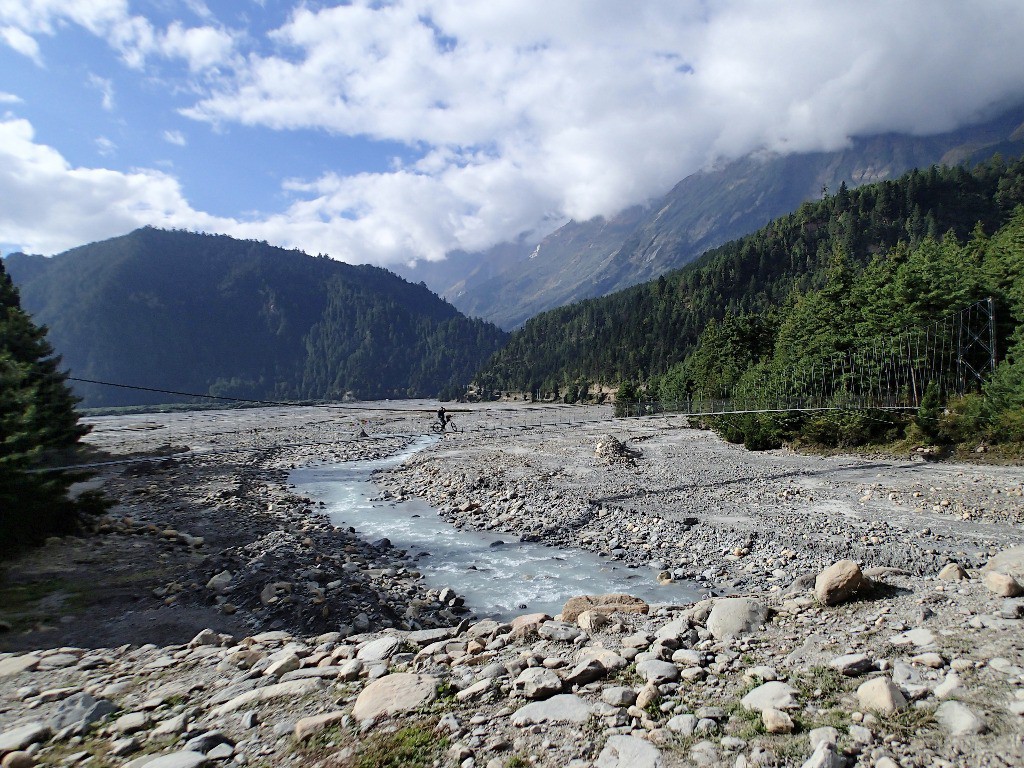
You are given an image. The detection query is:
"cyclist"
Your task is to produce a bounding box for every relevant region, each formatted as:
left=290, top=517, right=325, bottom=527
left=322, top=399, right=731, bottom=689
left=436, top=406, right=447, bottom=430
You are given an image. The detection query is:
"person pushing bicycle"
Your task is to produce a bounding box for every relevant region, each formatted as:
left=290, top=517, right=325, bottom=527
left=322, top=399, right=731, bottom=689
left=436, top=406, right=448, bottom=429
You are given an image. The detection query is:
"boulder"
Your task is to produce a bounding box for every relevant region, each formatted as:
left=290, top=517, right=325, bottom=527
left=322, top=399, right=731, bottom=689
left=983, top=571, right=1024, bottom=598
left=356, top=637, right=402, bottom=661
left=512, top=668, right=562, bottom=699
left=935, top=701, right=987, bottom=735
left=982, top=547, right=1024, bottom=581
left=856, top=676, right=906, bottom=714
left=595, top=735, right=663, bottom=768
left=210, top=679, right=323, bottom=717
left=48, top=692, right=117, bottom=732
left=635, top=659, right=679, bottom=685
left=937, top=563, right=968, bottom=581
left=560, top=594, right=649, bottom=623
left=740, top=681, right=798, bottom=712
left=575, top=648, right=628, bottom=672
left=351, top=673, right=437, bottom=721
left=538, top=621, right=582, bottom=642
left=815, top=560, right=871, bottom=605
left=510, top=694, right=593, bottom=726
left=294, top=712, right=348, bottom=741
left=706, top=597, right=768, bottom=640
left=0, top=723, right=50, bottom=752
left=0, top=655, right=39, bottom=678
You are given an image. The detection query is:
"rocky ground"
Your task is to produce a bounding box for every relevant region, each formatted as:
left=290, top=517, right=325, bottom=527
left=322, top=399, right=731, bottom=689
left=1, top=403, right=1023, bottom=768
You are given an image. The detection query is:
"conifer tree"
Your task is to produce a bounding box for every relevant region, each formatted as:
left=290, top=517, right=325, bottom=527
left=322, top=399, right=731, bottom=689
left=1, top=258, right=90, bottom=555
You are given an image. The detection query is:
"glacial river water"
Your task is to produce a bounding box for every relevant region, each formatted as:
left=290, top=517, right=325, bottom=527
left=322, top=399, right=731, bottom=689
left=290, top=437, right=700, bottom=620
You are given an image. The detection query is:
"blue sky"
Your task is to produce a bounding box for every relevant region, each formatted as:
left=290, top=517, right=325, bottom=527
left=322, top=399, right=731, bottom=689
left=3, top=1, right=1024, bottom=266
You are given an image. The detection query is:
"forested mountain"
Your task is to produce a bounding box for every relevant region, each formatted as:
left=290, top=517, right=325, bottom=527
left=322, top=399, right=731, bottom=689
left=5, top=228, right=507, bottom=407
left=474, top=157, right=1024, bottom=401
left=401, top=103, right=1024, bottom=329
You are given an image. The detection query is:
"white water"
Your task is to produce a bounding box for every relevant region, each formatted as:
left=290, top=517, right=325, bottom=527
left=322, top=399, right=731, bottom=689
left=290, top=437, right=700, bottom=621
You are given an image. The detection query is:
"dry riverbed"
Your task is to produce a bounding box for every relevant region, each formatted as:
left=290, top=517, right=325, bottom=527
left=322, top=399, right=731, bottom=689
left=1, top=403, right=1023, bottom=768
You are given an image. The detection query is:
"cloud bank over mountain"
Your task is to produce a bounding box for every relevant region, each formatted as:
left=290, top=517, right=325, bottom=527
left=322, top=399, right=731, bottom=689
left=3, top=1, right=1024, bottom=261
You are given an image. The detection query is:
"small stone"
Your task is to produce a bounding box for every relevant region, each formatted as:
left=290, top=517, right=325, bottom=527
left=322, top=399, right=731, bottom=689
left=889, top=627, right=935, bottom=648
left=0, top=655, right=40, bottom=678
left=666, top=714, right=697, bottom=736
left=934, top=671, right=961, bottom=700
left=129, top=751, right=209, bottom=768
left=828, top=653, right=873, bottom=676
left=575, top=648, right=628, bottom=671
left=635, top=684, right=659, bottom=709
left=761, top=707, right=794, bottom=734
left=538, top=621, right=582, bottom=642
left=910, top=652, right=945, bottom=669
left=800, top=742, right=844, bottom=768
left=110, top=737, right=140, bottom=757
left=808, top=726, right=839, bottom=751
left=115, top=711, right=150, bottom=734
left=576, top=610, right=607, bottom=632
left=560, top=594, right=649, bottom=623
left=937, top=563, right=968, bottom=581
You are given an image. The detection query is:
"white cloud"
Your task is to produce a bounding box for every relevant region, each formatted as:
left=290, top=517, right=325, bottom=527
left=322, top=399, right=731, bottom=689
left=159, top=21, right=234, bottom=72
left=0, top=117, right=234, bottom=254
left=0, top=1, right=235, bottom=71
left=176, top=0, right=1024, bottom=264
left=0, top=91, right=22, bottom=103
left=88, top=73, right=115, bottom=110
left=95, top=135, right=116, bottom=156
left=4, top=1, right=1024, bottom=267
left=1, top=25, right=42, bottom=64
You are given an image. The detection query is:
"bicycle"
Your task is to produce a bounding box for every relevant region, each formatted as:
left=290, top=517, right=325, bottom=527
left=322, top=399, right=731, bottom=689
left=430, top=417, right=460, bottom=434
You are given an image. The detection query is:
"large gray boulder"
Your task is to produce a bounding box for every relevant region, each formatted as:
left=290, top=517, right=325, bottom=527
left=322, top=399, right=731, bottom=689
left=351, top=673, right=437, bottom=721
left=510, top=694, right=593, bottom=726
left=706, top=598, right=768, bottom=640
left=595, top=735, right=663, bottom=768
left=740, top=681, right=799, bottom=712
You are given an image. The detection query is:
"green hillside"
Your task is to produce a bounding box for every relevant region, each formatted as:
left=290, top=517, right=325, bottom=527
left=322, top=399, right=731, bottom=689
left=475, top=157, right=1024, bottom=444
left=5, top=228, right=508, bottom=407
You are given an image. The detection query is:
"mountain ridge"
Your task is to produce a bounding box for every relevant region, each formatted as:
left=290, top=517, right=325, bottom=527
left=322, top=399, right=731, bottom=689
left=399, top=103, right=1024, bottom=329
left=5, top=227, right=508, bottom=407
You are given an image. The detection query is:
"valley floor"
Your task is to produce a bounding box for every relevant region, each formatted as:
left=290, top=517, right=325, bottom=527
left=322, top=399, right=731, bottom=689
left=1, top=403, right=1022, bottom=768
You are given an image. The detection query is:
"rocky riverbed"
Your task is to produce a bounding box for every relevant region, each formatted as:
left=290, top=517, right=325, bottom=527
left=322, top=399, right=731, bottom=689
left=1, top=403, right=1023, bottom=768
